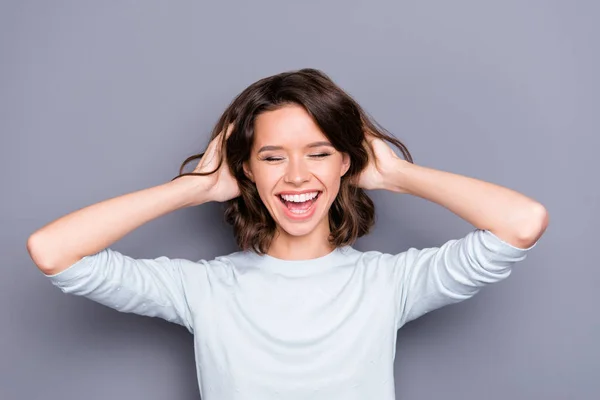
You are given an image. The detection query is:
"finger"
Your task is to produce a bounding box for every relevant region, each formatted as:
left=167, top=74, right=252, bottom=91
left=376, top=138, right=393, bottom=158
left=200, top=145, right=217, bottom=168
left=363, top=126, right=377, bottom=142
left=220, top=123, right=235, bottom=162
left=370, top=138, right=386, bottom=153
left=208, top=124, right=232, bottom=161
left=363, top=138, right=376, bottom=160
left=225, top=123, right=235, bottom=139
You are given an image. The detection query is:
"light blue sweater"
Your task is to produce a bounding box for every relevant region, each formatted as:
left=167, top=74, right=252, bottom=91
left=44, top=229, right=536, bottom=399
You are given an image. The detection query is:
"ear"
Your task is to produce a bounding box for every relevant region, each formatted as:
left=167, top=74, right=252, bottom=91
left=243, top=161, right=254, bottom=182
left=340, top=152, right=351, bottom=177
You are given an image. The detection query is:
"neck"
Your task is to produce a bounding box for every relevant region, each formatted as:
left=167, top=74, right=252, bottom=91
left=267, top=223, right=334, bottom=261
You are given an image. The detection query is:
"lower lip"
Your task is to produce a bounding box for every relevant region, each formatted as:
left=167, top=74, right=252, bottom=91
left=278, top=193, right=321, bottom=221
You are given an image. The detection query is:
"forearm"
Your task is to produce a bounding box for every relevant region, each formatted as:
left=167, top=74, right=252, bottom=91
left=27, top=177, right=210, bottom=274
left=387, top=161, right=548, bottom=248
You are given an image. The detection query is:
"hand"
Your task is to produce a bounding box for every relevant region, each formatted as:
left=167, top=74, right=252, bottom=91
left=355, top=131, right=411, bottom=192
left=192, top=123, right=241, bottom=203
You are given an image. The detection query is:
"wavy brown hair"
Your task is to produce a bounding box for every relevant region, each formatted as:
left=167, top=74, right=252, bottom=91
left=171, top=68, right=413, bottom=254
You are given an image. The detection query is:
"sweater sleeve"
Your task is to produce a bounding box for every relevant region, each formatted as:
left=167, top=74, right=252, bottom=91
left=392, top=229, right=538, bottom=329
left=43, top=248, right=196, bottom=333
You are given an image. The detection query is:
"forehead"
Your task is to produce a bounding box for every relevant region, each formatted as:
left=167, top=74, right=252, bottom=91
left=253, top=104, right=328, bottom=147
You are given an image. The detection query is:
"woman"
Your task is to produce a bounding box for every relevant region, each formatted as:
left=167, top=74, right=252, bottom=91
left=27, top=68, right=548, bottom=399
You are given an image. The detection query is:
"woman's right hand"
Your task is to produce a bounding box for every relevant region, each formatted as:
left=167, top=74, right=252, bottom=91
left=190, top=123, right=241, bottom=203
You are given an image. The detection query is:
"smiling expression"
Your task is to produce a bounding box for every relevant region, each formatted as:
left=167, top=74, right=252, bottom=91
left=243, top=104, right=350, bottom=239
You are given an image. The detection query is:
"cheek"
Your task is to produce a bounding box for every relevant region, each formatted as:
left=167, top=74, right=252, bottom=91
left=328, top=177, right=342, bottom=197
left=316, top=164, right=343, bottom=192
left=251, top=165, right=279, bottom=196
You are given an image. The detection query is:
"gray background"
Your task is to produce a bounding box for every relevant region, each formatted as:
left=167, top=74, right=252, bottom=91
left=2, top=1, right=598, bottom=399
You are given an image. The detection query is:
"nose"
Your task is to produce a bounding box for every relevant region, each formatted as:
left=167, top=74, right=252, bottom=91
left=283, top=157, right=310, bottom=185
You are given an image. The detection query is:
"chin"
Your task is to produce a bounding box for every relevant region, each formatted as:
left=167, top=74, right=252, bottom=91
left=276, top=220, right=324, bottom=238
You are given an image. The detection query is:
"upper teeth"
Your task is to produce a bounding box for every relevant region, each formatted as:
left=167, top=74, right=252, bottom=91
left=280, top=192, right=319, bottom=202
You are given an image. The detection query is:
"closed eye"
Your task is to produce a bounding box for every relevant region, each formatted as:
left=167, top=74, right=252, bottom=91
left=262, top=153, right=331, bottom=162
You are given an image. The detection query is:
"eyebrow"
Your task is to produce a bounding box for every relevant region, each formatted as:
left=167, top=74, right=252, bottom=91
left=257, top=141, right=334, bottom=154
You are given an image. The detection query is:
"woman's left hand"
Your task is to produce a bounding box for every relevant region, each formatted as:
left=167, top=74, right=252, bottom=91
left=354, top=132, right=411, bottom=192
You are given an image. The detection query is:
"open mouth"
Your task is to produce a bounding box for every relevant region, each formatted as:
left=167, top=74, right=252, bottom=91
left=277, top=191, right=322, bottom=215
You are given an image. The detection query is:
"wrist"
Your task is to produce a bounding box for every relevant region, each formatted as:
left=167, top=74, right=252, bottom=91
left=167, top=176, right=213, bottom=208
left=383, top=159, right=416, bottom=194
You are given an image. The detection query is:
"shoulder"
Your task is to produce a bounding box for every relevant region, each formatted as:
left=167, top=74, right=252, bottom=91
left=177, top=249, right=257, bottom=282
left=336, top=246, right=404, bottom=270
left=212, top=249, right=258, bottom=269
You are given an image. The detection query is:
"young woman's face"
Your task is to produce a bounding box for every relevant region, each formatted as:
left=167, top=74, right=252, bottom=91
left=244, top=104, right=350, bottom=239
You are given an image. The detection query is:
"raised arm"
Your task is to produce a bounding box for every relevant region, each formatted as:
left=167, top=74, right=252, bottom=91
left=26, top=125, right=238, bottom=330
left=357, top=135, right=549, bottom=328
left=27, top=123, right=237, bottom=274
left=27, top=178, right=208, bottom=275
left=358, top=135, right=549, bottom=246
